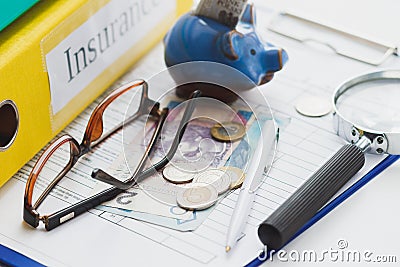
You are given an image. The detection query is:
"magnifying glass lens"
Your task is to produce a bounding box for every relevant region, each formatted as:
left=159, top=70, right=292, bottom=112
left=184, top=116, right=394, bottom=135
left=336, top=79, right=400, bottom=132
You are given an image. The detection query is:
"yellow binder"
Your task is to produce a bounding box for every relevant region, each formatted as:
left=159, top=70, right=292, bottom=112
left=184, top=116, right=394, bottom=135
left=0, top=0, right=192, bottom=187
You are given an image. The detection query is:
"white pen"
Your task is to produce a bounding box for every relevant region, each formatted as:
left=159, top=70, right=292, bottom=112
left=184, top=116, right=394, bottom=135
left=225, top=120, right=278, bottom=252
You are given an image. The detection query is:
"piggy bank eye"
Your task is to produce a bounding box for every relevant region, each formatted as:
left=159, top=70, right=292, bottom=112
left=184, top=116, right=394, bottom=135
left=250, top=49, right=256, bottom=55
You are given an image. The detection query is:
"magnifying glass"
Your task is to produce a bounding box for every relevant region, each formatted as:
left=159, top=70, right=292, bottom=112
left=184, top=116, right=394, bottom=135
left=258, top=70, right=400, bottom=250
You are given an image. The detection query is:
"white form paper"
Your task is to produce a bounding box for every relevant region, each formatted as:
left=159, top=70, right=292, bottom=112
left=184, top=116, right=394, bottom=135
left=1, top=1, right=400, bottom=266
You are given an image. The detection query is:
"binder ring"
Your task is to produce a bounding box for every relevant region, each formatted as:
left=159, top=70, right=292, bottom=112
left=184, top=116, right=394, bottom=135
left=0, top=100, right=19, bottom=152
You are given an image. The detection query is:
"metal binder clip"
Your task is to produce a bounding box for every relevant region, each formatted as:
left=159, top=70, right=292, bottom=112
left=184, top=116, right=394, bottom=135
left=268, top=12, right=398, bottom=66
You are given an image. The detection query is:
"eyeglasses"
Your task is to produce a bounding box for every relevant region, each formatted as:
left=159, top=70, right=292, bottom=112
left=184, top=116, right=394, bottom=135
left=23, top=79, right=200, bottom=230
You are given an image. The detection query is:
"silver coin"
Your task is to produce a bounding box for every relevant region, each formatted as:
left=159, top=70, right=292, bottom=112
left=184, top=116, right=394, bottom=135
left=193, top=168, right=231, bottom=195
left=219, top=166, right=245, bottom=189
left=162, top=165, right=195, bottom=184
left=176, top=183, right=218, bottom=210
left=295, top=96, right=332, bottom=117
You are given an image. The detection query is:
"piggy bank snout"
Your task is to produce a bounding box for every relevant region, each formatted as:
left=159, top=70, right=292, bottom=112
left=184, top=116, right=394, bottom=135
left=258, top=47, right=288, bottom=85
left=265, top=47, right=288, bottom=72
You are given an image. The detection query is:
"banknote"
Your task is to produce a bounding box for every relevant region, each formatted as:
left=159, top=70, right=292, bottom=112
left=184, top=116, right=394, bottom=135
left=93, top=98, right=290, bottom=231
left=194, top=0, right=248, bottom=28
left=96, top=99, right=252, bottom=214
left=96, top=204, right=210, bottom=232
left=92, top=141, right=194, bottom=220
left=93, top=98, right=253, bottom=220
left=151, top=117, right=231, bottom=172
left=97, top=114, right=286, bottom=231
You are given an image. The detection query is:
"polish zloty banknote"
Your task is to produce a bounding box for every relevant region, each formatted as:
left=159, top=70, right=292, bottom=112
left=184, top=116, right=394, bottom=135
left=194, top=0, right=248, bottom=28
left=92, top=139, right=194, bottom=220
left=96, top=202, right=212, bottom=232
left=97, top=100, right=249, bottom=216
left=94, top=99, right=290, bottom=231
left=93, top=98, right=249, bottom=220
left=97, top=113, right=288, bottom=231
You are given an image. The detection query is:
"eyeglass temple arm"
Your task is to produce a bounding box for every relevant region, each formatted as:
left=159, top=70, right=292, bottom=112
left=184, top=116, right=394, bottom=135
left=44, top=186, right=126, bottom=231
left=91, top=90, right=202, bottom=189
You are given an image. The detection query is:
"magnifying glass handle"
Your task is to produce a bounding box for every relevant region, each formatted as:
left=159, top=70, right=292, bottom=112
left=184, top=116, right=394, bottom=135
left=258, top=143, right=365, bottom=250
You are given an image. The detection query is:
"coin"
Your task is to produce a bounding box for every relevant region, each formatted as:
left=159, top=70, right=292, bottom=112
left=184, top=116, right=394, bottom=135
left=193, top=168, right=231, bottom=195
left=211, top=121, right=246, bottom=142
left=176, top=183, right=218, bottom=210
left=162, top=165, right=195, bottom=184
left=295, top=96, right=332, bottom=117
left=219, top=166, right=245, bottom=189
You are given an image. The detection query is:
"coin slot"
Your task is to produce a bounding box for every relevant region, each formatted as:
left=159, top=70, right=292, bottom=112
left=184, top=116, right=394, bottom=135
left=0, top=100, right=19, bottom=151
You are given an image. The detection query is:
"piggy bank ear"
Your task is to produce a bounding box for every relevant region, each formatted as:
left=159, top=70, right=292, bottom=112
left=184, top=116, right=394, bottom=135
left=221, top=30, right=242, bottom=60
left=240, top=3, right=256, bottom=25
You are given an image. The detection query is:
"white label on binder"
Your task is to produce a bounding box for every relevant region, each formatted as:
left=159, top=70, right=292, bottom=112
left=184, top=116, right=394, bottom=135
left=45, top=0, right=175, bottom=114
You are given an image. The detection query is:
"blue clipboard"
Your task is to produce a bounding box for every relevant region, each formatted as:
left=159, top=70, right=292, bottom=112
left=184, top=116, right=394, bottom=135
left=246, top=154, right=400, bottom=267
left=0, top=243, right=45, bottom=267
left=2, top=155, right=398, bottom=267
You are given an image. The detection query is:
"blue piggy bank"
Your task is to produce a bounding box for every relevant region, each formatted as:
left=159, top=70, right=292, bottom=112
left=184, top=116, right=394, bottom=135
left=164, top=3, right=288, bottom=102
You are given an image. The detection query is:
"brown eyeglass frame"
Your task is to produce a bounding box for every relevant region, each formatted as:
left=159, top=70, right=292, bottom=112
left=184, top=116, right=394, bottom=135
left=23, top=79, right=201, bottom=230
